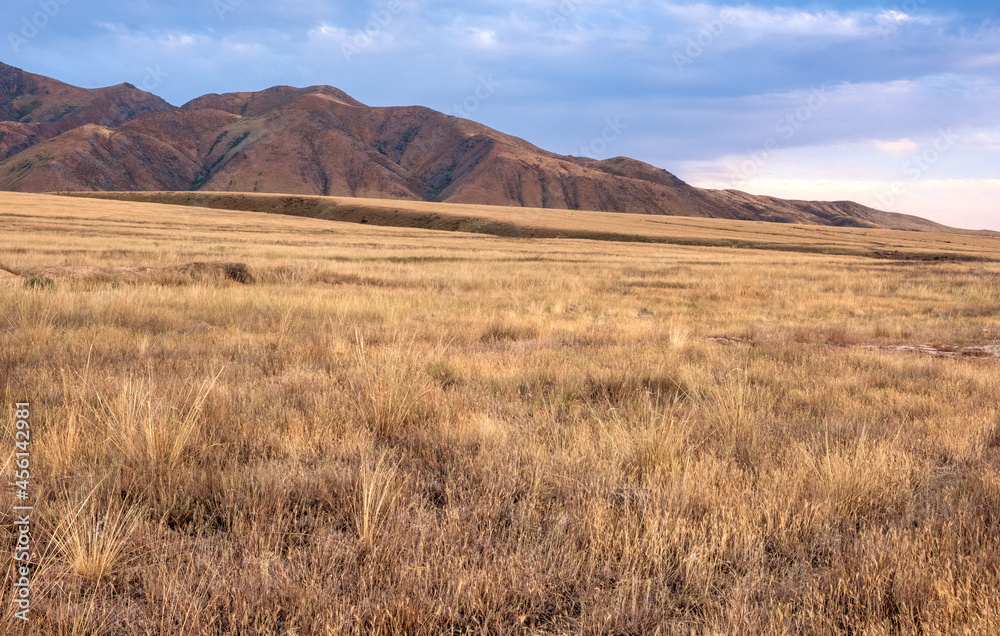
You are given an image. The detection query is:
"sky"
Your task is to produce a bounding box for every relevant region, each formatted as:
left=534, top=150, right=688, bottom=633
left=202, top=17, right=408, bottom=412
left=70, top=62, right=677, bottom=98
left=3, top=0, right=998, bottom=230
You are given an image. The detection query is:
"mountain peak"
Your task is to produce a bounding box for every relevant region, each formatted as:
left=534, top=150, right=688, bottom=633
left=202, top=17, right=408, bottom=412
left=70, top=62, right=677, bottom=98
left=182, top=84, right=364, bottom=117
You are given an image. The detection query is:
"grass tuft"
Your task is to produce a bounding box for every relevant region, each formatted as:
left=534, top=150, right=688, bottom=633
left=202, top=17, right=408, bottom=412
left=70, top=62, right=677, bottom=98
left=51, top=484, right=144, bottom=581
left=354, top=451, right=403, bottom=547
left=348, top=332, right=434, bottom=439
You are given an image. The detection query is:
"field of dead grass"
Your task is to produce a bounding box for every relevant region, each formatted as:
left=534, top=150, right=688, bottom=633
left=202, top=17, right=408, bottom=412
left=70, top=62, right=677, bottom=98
left=61, top=191, right=1000, bottom=262
left=1, top=192, right=999, bottom=634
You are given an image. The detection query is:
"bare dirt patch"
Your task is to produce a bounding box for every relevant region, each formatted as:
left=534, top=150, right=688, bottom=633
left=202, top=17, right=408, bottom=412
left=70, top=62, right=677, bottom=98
left=705, top=334, right=1000, bottom=359
left=17, top=261, right=256, bottom=286
left=0, top=269, right=23, bottom=287
left=873, top=343, right=1000, bottom=359
left=707, top=335, right=755, bottom=346
left=178, top=262, right=255, bottom=284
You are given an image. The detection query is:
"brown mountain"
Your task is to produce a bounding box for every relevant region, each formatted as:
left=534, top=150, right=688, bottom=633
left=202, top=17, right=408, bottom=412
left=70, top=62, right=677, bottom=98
left=0, top=61, right=173, bottom=162
left=0, top=62, right=955, bottom=231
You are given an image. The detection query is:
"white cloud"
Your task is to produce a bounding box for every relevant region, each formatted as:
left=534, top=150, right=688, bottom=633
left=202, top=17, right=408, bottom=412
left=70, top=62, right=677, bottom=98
left=96, top=22, right=129, bottom=35
left=967, top=129, right=1000, bottom=151
left=304, top=17, right=408, bottom=57
left=157, top=32, right=198, bottom=49
left=727, top=8, right=866, bottom=37
left=872, top=139, right=920, bottom=155
left=467, top=27, right=498, bottom=49
left=659, top=2, right=943, bottom=42
left=308, top=23, right=350, bottom=41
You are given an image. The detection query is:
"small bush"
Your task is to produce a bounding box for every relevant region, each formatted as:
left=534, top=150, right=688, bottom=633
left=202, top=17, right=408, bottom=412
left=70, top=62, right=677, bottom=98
left=426, top=359, right=460, bottom=389
left=24, top=275, right=54, bottom=289
left=479, top=322, right=538, bottom=343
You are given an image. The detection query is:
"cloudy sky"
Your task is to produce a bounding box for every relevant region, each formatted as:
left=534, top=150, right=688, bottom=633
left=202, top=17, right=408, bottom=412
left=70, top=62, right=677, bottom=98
left=4, top=0, right=999, bottom=229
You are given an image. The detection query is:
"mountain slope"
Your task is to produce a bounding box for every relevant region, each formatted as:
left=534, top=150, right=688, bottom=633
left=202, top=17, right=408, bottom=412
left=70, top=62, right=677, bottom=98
left=0, top=62, right=956, bottom=231
left=0, top=61, right=173, bottom=162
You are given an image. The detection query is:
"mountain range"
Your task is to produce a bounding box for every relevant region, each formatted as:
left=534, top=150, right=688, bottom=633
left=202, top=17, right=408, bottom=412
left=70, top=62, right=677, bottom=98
left=0, top=61, right=957, bottom=231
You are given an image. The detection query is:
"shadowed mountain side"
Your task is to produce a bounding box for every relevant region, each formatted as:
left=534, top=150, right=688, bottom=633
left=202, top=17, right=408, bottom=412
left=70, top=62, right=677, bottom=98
left=0, top=62, right=970, bottom=231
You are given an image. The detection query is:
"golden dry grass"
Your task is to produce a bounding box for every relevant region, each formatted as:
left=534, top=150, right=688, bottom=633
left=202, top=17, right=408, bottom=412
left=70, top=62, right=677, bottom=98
left=61, top=190, right=1000, bottom=262
left=1, top=191, right=999, bottom=634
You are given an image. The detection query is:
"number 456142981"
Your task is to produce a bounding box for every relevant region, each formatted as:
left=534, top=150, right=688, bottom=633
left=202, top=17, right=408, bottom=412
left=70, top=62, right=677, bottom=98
left=15, top=403, right=30, bottom=452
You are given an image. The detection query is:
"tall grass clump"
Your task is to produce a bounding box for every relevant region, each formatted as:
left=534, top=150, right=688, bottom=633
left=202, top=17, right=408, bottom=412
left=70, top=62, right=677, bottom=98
left=347, top=333, right=434, bottom=440
left=91, top=373, right=219, bottom=475
left=353, top=451, right=403, bottom=547
left=51, top=484, right=145, bottom=581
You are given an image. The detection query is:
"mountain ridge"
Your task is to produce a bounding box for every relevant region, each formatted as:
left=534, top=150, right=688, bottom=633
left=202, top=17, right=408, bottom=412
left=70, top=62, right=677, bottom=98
left=0, top=61, right=969, bottom=232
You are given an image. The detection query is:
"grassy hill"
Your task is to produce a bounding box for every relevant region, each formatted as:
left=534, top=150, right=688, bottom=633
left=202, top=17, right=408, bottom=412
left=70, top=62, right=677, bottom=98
left=60, top=190, right=1000, bottom=261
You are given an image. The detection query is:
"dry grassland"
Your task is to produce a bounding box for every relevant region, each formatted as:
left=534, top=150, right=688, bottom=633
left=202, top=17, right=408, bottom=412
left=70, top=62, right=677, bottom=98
left=1, top=192, right=999, bottom=634
left=62, top=191, right=1000, bottom=262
